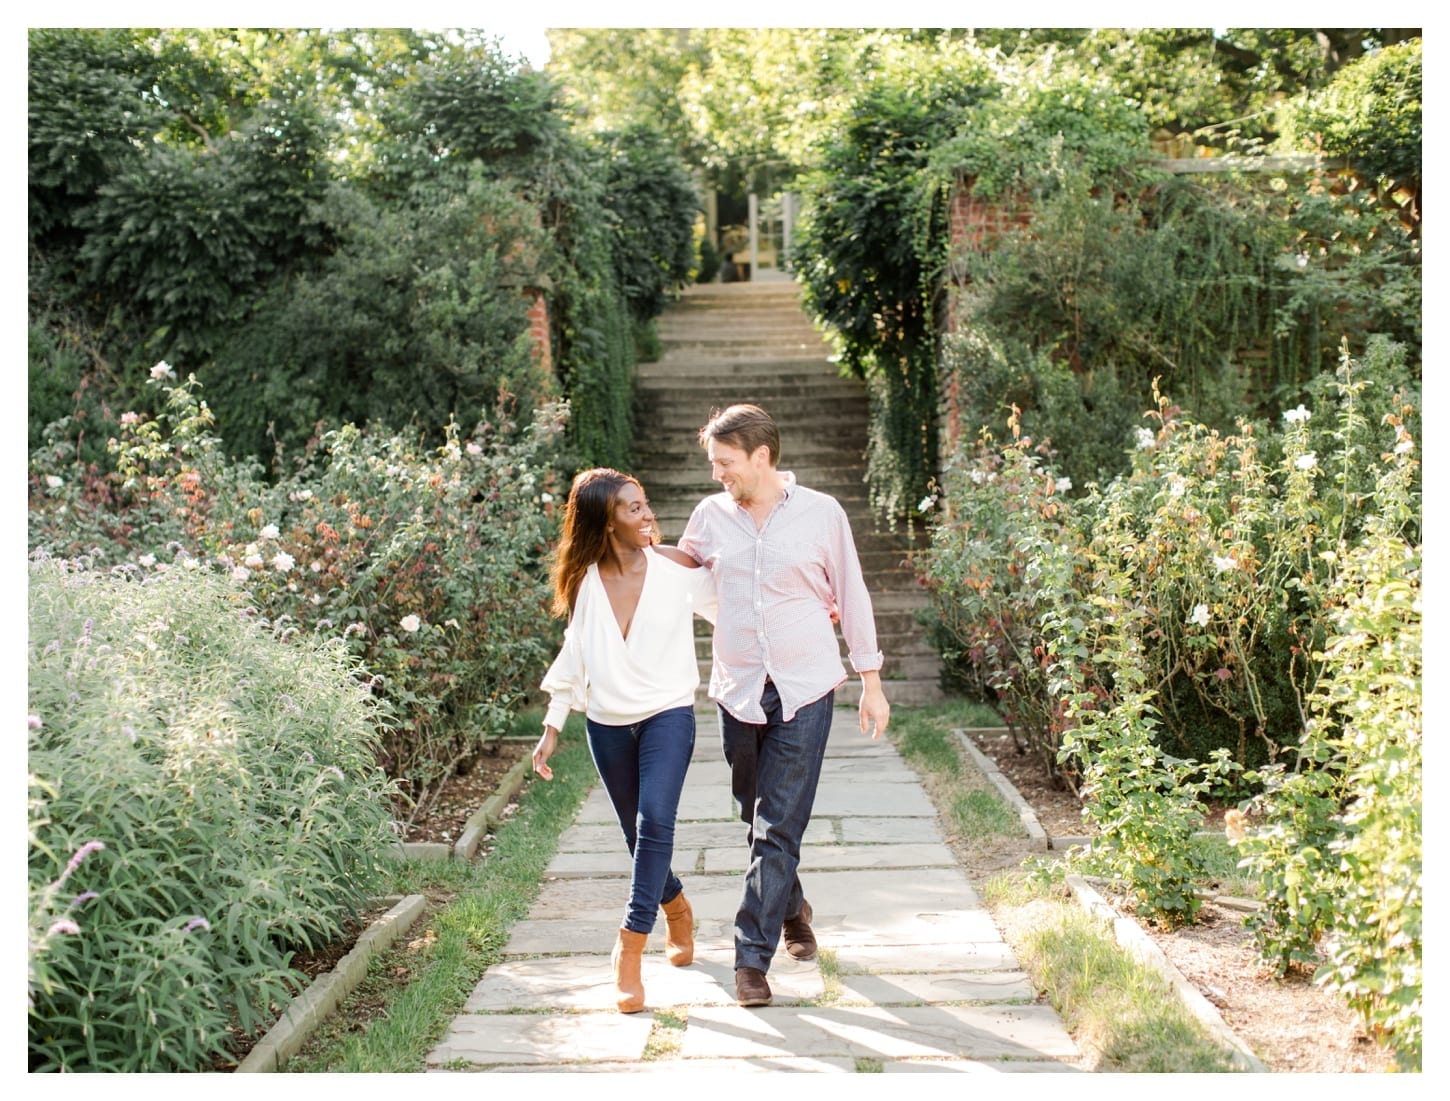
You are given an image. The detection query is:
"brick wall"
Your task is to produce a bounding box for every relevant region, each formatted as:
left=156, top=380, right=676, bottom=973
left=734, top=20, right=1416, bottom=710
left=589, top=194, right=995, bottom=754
left=941, top=178, right=1031, bottom=452
left=526, top=288, right=552, bottom=376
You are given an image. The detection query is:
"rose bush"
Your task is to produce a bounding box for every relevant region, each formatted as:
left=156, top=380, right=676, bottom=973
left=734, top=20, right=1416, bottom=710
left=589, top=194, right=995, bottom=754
left=28, top=368, right=566, bottom=817
left=921, top=340, right=1420, bottom=1059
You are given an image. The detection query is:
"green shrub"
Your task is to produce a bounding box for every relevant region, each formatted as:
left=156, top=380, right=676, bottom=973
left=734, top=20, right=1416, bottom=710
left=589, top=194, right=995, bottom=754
left=1287, top=39, right=1421, bottom=186
left=918, top=409, right=1090, bottom=789
left=207, top=171, right=546, bottom=464
left=598, top=124, right=700, bottom=321
left=27, top=370, right=565, bottom=815
left=922, top=338, right=1420, bottom=1056
left=1233, top=378, right=1421, bottom=1067
left=27, top=556, right=398, bottom=1071
left=937, top=328, right=1139, bottom=501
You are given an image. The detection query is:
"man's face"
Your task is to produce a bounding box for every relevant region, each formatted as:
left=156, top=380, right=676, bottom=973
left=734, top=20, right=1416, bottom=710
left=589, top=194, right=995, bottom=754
left=707, top=439, right=770, bottom=504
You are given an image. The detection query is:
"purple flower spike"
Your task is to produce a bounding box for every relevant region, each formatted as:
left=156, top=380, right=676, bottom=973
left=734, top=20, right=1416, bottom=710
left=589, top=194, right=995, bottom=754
left=71, top=891, right=99, bottom=907
left=47, top=918, right=81, bottom=936
left=62, top=840, right=106, bottom=881
left=183, top=917, right=211, bottom=933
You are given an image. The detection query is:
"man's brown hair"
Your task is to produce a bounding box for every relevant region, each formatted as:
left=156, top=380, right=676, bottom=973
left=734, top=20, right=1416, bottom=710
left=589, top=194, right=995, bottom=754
left=698, top=404, right=780, bottom=466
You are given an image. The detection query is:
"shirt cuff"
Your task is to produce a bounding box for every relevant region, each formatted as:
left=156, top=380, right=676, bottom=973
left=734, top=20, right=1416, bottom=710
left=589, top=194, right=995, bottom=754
left=848, top=651, right=884, bottom=674
left=543, top=698, right=572, bottom=732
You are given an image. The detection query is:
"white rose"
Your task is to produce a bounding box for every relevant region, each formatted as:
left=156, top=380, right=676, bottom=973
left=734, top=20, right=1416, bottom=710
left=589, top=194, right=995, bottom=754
left=272, top=552, right=295, bottom=572
left=400, top=615, right=421, bottom=633
left=260, top=524, right=280, bottom=540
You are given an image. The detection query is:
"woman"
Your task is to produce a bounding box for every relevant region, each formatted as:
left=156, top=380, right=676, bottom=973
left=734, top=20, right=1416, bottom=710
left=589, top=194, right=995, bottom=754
left=531, top=468, right=716, bottom=1013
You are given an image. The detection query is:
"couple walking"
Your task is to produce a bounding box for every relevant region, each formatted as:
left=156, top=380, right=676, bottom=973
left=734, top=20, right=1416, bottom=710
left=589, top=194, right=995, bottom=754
left=531, top=403, right=891, bottom=1012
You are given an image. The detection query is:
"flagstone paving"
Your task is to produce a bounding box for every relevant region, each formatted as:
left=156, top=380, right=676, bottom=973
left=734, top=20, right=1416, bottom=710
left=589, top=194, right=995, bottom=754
left=426, top=708, right=1083, bottom=1073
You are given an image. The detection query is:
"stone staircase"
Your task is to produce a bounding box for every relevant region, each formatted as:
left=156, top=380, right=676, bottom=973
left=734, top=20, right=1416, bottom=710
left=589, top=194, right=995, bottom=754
left=630, top=280, right=945, bottom=709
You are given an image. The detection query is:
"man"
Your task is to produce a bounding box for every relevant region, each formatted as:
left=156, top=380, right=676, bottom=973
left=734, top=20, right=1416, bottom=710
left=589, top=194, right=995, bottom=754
left=679, top=403, right=891, bottom=1008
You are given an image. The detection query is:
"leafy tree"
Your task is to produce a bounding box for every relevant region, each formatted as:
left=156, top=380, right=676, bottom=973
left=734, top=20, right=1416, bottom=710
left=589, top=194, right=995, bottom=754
left=598, top=125, right=700, bottom=321
left=794, top=57, right=994, bottom=521
left=207, top=171, right=544, bottom=464
left=1287, top=37, right=1422, bottom=186
left=547, top=28, right=964, bottom=191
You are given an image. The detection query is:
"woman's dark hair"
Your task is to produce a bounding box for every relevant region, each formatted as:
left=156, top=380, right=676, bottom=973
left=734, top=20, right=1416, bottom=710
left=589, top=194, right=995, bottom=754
left=548, top=468, right=652, bottom=617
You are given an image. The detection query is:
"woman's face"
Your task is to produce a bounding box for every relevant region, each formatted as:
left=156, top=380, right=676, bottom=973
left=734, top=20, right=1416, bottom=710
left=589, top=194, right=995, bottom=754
left=608, top=481, right=655, bottom=548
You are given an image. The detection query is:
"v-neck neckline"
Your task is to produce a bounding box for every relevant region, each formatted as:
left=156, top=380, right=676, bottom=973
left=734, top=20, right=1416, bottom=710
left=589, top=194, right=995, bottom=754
left=595, top=546, right=651, bottom=644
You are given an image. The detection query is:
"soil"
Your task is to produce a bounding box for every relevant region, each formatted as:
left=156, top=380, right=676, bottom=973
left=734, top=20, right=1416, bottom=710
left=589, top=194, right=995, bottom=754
left=962, top=729, right=1399, bottom=1074
left=396, top=739, right=532, bottom=844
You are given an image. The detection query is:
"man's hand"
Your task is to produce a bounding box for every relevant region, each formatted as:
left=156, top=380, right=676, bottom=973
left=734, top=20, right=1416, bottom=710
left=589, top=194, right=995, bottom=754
left=858, top=672, right=890, bottom=740
left=532, top=726, right=559, bottom=780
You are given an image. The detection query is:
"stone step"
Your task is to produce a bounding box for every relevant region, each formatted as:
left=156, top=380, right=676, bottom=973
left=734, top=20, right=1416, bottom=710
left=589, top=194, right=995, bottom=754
left=633, top=433, right=873, bottom=459
left=636, top=375, right=862, bottom=397
left=636, top=278, right=943, bottom=707
left=641, top=392, right=866, bottom=414
left=644, top=352, right=845, bottom=371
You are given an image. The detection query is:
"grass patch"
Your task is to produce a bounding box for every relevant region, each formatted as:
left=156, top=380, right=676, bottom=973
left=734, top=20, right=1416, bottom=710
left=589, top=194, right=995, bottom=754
left=1190, top=830, right=1259, bottom=900
left=284, top=715, right=595, bottom=1072
left=814, top=947, right=844, bottom=1005
left=643, top=1009, right=687, bottom=1060
left=854, top=1056, right=884, bottom=1072
left=981, top=870, right=1241, bottom=1072
left=950, top=787, right=1020, bottom=838
left=888, top=699, right=1020, bottom=842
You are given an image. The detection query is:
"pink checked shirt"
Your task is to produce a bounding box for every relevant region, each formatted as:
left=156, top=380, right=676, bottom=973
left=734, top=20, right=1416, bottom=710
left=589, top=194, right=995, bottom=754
left=679, top=472, right=884, bottom=723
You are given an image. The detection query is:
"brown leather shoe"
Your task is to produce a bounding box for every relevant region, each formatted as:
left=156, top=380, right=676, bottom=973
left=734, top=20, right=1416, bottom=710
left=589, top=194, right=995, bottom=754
left=782, top=900, right=817, bottom=961
left=734, top=966, right=772, bottom=1007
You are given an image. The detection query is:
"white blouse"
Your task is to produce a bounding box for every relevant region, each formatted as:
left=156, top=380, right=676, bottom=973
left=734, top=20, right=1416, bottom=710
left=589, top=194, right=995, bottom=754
left=541, top=546, right=717, bottom=731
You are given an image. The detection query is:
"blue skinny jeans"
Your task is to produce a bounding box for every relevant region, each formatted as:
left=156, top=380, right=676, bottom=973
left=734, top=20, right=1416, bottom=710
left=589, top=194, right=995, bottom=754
left=586, top=705, right=695, bottom=934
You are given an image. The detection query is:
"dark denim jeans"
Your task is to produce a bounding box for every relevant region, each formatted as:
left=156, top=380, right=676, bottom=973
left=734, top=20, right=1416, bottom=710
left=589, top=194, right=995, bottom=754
left=718, top=681, right=835, bottom=972
left=586, top=705, right=695, bottom=934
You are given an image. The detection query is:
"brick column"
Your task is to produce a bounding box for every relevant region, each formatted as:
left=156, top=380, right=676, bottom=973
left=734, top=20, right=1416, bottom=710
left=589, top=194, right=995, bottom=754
left=525, top=287, right=552, bottom=376
left=941, top=176, right=1030, bottom=453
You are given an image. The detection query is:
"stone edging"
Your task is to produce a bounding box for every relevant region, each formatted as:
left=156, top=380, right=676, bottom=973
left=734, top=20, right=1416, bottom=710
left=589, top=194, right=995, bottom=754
left=953, top=728, right=1050, bottom=849
left=1065, top=875, right=1268, bottom=1073
left=454, top=756, right=531, bottom=861
left=236, top=893, right=428, bottom=1072
left=390, top=748, right=534, bottom=863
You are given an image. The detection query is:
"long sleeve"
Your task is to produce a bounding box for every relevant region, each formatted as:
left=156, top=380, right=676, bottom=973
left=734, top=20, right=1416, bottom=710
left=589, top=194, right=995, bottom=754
left=824, top=501, right=883, bottom=673
left=684, top=557, right=718, bottom=626
left=540, top=620, right=586, bottom=731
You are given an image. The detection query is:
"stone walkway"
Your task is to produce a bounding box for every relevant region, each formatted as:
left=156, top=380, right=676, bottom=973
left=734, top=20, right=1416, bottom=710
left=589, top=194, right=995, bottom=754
left=426, top=708, right=1081, bottom=1073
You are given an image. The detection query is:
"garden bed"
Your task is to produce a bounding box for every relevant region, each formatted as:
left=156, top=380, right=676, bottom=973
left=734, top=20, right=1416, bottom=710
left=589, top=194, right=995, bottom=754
left=217, top=741, right=534, bottom=1070
left=964, top=728, right=1396, bottom=1073
left=398, top=739, right=532, bottom=845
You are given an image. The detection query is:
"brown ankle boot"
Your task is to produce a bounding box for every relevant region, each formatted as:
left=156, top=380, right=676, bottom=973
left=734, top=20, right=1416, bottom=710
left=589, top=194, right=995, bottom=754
left=659, top=891, right=695, bottom=967
left=611, top=928, right=648, bottom=1013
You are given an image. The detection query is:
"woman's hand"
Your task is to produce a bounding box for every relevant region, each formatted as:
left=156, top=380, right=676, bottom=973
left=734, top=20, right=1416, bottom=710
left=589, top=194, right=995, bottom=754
left=532, top=726, right=559, bottom=780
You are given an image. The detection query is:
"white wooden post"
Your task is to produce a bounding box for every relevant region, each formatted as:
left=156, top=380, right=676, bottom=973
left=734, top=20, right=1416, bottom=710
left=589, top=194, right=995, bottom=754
left=748, top=193, right=759, bottom=281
